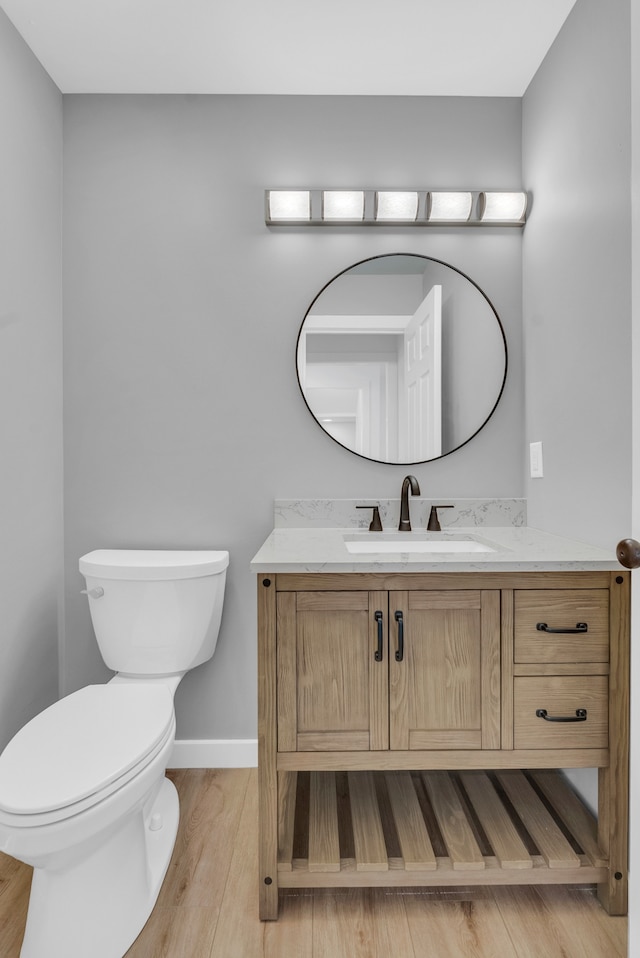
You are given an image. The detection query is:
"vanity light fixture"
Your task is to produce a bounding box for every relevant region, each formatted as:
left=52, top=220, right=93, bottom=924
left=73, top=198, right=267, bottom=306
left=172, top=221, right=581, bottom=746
left=265, top=189, right=528, bottom=226
left=322, top=190, right=365, bottom=221
left=375, top=191, right=419, bottom=221
left=426, top=191, right=473, bottom=223
left=266, top=190, right=311, bottom=222
left=478, top=191, right=528, bottom=224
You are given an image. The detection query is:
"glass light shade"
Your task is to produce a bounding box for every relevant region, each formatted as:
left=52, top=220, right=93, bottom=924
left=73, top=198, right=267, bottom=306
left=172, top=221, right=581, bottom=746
left=267, top=190, right=311, bottom=221
left=479, top=191, right=528, bottom=223
left=427, top=191, right=473, bottom=222
left=322, top=191, right=365, bottom=220
left=375, top=191, right=419, bottom=221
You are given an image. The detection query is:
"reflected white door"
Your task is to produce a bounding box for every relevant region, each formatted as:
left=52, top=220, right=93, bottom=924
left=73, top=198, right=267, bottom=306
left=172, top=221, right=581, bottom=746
left=304, top=363, right=389, bottom=459
left=400, top=285, right=442, bottom=461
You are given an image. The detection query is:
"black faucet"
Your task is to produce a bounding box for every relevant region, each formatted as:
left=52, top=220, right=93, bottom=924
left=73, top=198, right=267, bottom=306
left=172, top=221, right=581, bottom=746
left=398, top=475, right=421, bottom=531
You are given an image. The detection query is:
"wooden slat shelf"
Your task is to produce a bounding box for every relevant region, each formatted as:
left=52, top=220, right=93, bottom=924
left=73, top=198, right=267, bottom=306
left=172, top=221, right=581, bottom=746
left=277, top=769, right=608, bottom=890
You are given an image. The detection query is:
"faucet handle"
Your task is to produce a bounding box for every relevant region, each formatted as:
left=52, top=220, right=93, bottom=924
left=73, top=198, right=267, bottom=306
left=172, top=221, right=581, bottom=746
left=427, top=504, right=454, bottom=532
left=356, top=504, right=383, bottom=532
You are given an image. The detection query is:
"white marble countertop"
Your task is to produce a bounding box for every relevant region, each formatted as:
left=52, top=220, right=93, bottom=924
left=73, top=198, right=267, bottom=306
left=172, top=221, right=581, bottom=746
left=250, top=525, right=622, bottom=573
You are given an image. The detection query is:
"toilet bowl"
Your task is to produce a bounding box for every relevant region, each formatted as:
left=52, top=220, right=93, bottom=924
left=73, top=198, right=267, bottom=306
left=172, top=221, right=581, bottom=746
left=0, top=549, right=228, bottom=958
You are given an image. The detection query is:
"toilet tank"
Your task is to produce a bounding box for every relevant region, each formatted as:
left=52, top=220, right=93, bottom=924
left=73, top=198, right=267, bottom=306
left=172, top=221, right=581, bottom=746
left=79, top=550, right=229, bottom=676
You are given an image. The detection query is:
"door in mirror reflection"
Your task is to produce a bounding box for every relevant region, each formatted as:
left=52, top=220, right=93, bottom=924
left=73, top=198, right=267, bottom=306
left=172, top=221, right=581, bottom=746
left=402, top=283, right=442, bottom=461
left=296, top=254, right=507, bottom=465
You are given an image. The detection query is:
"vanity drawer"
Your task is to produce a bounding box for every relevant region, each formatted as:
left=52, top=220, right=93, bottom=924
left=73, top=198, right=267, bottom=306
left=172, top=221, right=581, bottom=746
left=514, top=589, right=609, bottom=663
left=513, top=675, right=608, bottom=749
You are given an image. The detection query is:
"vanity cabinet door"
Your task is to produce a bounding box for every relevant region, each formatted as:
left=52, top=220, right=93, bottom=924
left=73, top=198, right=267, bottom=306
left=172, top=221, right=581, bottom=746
left=276, top=590, right=389, bottom=751
left=388, top=590, right=501, bottom=751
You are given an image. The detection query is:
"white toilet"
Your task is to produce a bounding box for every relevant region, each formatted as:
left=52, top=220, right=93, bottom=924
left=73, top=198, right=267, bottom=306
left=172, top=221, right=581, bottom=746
left=0, top=548, right=229, bottom=958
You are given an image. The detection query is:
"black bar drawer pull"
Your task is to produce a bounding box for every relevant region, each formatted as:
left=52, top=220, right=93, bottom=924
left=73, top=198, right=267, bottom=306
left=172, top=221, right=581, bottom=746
left=394, top=610, right=404, bottom=662
left=536, top=708, right=587, bottom=723
left=374, top=611, right=384, bottom=661
left=536, top=622, right=588, bottom=634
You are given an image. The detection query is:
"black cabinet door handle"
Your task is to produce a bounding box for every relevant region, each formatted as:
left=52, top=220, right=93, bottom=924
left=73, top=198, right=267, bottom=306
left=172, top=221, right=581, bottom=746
left=536, top=622, right=588, bottom=634
left=394, top=610, right=404, bottom=662
left=374, top=611, right=384, bottom=661
left=536, top=708, right=587, bottom=723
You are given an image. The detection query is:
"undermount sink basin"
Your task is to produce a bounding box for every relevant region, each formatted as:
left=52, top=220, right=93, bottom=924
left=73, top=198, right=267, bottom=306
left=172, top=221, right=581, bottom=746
left=343, top=533, right=496, bottom=555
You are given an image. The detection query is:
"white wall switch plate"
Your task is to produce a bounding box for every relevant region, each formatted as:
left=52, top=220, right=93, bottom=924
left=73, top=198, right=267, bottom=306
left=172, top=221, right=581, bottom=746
left=530, top=441, right=544, bottom=478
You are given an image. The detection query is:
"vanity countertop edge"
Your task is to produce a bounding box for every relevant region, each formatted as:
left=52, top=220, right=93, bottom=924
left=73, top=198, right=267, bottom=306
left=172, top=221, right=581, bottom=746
left=250, top=525, right=622, bottom=573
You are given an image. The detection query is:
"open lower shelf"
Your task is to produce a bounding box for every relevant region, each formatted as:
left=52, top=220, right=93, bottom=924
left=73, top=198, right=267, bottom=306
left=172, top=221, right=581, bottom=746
left=277, top=768, right=608, bottom=889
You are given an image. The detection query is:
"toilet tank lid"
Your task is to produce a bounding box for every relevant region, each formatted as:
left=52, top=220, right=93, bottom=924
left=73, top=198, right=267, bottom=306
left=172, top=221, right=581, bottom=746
left=79, top=549, right=229, bottom=580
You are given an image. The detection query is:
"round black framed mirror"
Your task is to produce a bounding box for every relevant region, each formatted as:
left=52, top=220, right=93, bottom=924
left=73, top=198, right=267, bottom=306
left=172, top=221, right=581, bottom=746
left=296, top=253, right=508, bottom=465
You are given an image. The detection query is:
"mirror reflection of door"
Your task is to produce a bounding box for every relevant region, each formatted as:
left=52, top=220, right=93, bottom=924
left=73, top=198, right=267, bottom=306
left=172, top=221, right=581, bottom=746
left=301, top=315, right=398, bottom=461
left=400, top=284, right=442, bottom=461
left=296, top=255, right=506, bottom=465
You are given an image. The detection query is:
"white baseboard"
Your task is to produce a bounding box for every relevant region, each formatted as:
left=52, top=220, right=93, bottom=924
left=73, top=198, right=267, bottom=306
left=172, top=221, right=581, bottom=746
left=169, top=738, right=258, bottom=769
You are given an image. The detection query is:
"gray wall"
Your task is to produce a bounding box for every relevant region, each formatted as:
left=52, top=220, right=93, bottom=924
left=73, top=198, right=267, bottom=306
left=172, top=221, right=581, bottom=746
left=0, top=11, right=63, bottom=750
left=62, top=95, right=524, bottom=740
left=523, top=0, right=632, bottom=550
left=522, top=0, right=632, bottom=811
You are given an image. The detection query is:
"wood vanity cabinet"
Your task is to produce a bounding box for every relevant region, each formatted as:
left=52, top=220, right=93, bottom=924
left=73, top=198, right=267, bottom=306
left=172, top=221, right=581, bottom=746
left=257, top=570, right=629, bottom=920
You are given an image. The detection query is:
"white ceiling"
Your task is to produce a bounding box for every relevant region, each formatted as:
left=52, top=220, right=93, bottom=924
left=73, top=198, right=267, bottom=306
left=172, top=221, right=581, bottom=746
left=0, top=0, right=578, bottom=96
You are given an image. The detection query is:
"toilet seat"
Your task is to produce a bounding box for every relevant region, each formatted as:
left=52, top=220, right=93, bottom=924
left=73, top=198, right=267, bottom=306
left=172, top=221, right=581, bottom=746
left=0, top=685, right=174, bottom=827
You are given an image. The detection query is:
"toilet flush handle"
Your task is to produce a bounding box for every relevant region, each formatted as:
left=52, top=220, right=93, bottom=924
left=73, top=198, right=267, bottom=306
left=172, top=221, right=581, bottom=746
left=81, top=587, right=104, bottom=599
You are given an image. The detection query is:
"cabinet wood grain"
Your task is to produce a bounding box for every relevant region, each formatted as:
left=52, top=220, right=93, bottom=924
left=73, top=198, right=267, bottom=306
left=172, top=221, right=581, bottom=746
left=258, top=570, right=629, bottom=920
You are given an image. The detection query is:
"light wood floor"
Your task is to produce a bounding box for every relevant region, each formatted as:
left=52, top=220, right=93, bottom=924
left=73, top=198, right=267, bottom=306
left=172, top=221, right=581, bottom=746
left=0, top=768, right=627, bottom=958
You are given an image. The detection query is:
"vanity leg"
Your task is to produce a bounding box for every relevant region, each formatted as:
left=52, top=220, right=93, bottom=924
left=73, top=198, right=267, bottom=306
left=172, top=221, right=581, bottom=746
left=597, top=572, right=630, bottom=915
left=598, top=767, right=627, bottom=914
left=258, top=575, right=279, bottom=920
left=258, top=762, right=279, bottom=920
